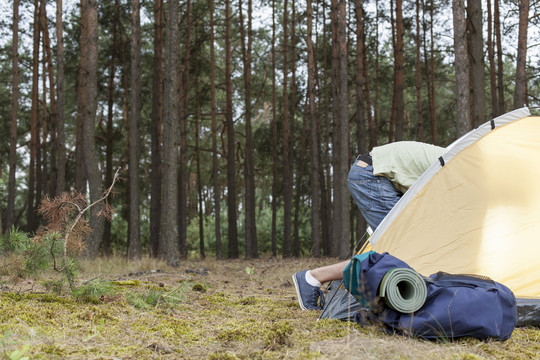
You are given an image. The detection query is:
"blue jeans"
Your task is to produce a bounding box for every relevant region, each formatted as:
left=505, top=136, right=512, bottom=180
left=347, top=159, right=402, bottom=230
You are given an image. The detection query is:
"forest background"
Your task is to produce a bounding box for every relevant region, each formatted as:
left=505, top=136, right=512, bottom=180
left=0, top=0, right=538, bottom=265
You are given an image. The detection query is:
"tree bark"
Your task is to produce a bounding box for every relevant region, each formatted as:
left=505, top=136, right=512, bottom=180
left=209, top=0, right=222, bottom=259
left=128, top=0, right=142, bottom=259
left=487, top=0, right=498, bottom=117
left=282, top=0, right=292, bottom=258
left=239, top=0, right=258, bottom=259
left=270, top=0, right=278, bottom=257
left=102, top=0, right=119, bottom=256
left=307, top=0, right=321, bottom=257
left=159, top=0, right=180, bottom=266
left=494, top=0, right=505, bottom=114
left=177, top=0, right=191, bottom=259
left=467, top=0, right=486, bottom=128
left=150, top=0, right=164, bottom=257
left=355, top=0, right=368, bottom=244
left=76, top=0, right=88, bottom=193
left=225, top=0, right=239, bottom=259
left=415, top=0, right=424, bottom=141
left=83, top=0, right=105, bottom=258
left=40, top=0, right=57, bottom=199
left=331, top=0, right=350, bottom=258
left=7, top=0, right=20, bottom=231
left=55, top=0, right=66, bottom=197
left=514, top=0, right=529, bottom=109
left=452, top=0, right=471, bottom=137
left=27, top=0, right=41, bottom=233
left=393, top=0, right=404, bottom=140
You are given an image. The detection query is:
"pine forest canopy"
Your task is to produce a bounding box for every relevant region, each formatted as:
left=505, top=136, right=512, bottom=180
left=0, top=0, right=539, bottom=263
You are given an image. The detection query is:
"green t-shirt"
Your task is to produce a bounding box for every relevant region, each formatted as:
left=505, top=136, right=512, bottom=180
left=372, top=141, right=445, bottom=193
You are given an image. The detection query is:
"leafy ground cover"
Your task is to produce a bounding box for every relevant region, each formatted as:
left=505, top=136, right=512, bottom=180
left=1, top=256, right=539, bottom=359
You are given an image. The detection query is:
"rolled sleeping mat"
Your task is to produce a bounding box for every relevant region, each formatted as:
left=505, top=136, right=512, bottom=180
left=379, top=268, right=427, bottom=313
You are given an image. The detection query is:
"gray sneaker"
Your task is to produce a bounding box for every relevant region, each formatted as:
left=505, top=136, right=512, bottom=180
left=292, top=270, right=324, bottom=310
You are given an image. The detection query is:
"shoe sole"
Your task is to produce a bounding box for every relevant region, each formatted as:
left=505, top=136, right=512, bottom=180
left=292, top=274, right=308, bottom=310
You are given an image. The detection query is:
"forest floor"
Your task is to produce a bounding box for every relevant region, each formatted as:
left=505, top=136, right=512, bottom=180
left=0, top=256, right=539, bottom=359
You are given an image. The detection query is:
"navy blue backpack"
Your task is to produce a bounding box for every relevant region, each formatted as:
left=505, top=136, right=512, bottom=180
left=344, top=252, right=517, bottom=340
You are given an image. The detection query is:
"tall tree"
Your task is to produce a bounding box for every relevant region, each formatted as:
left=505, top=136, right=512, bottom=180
left=494, top=0, right=505, bottom=114
left=225, top=0, right=239, bottom=258
left=415, top=0, right=423, bottom=141
left=178, top=0, right=191, bottom=259
left=307, top=0, right=321, bottom=257
left=239, top=0, right=258, bottom=258
left=452, top=0, right=471, bottom=137
left=467, top=0, right=486, bottom=128
left=6, top=0, right=20, bottom=231
left=75, top=0, right=88, bottom=193
left=392, top=0, right=405, bottom=140
left=209, top=0, right=222, bottom=259
left=487, top=0, right=498, bottom=117
left=128, top=0, right=142, bottom=259
left=102, top=0, right=120, bottom=255
left=27, top=0, right=41, bottom=233
left=150, top=0, right=164, bottom=257
left=83, top=0, right=105, bottom=257
left=355, top=0, right=368, bottom=244
left=270, top=0, right=278, bottom=257
left=282, top=0, right=292, bottom=258
left=159, top=0, right=180, bottom=266
left=423, top=0, right=437, bottom=144
left=55, top=0, right=66, bottom=196
left=514, top=0, right=529, bottom=108
left=39, top=0, right=57, bottom=199
left=331, top=0, right=350, bottom=258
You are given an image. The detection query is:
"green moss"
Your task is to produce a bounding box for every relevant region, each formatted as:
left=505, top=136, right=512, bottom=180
left=1, top=292, right=74, bottom=305
left=264, top=321, right=293, bottom=348
left=111, top=280, right=141, bottom=287
left=207, top=352, right=241, bottom=360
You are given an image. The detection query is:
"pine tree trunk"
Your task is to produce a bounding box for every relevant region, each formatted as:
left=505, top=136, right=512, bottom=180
left=225, top=0, right=239, bottom=259
left=514, top=0, right=529, bottom=109
left=487, top=0, right=498, bottom=117
left=355, top=0, right=368, bottom=243
left=159, top=0, right=180, bottom=266
left=27, top=0, right=40, bottom=233
left=452, top=0, right=471, bottom=137
left=40, top=2, right=58, bottom=198
left=83, top=0, right=105, bottom=258
left=209, top=0, right=222, bottom=259
left=7, top=0, right=20, bottom=231
left=494, top=0, right=505, bottom=114
left=177, top=0, right=191, bottom=260
left=307, top=0, right=321, bottom=257
left=393, top=0, right=404, bottom=140
left=270, top=0, right=278, bottom=257
left=415, top=0, right=424, bottom=141
left=290, top=0, right=299, bottom=258
left=128, top=0, right=142, bottom=259
left=150, top=0, right=164, bottom=257
left=331, top=0, right=350, bottom=258
left=240, top=0, right=258, bottom=259
left=282, top=0, right=292, bottom=258
left=55, top=0, right=66, bottom=197
left=76, top=0, right=88, bottom=193
left=467, top=0, right=486, bottom=128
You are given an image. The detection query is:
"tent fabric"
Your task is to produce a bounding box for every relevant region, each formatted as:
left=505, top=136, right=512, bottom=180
left=324, top=108, right=540, bottom=326
left=369, top=107, right=539, bottom=300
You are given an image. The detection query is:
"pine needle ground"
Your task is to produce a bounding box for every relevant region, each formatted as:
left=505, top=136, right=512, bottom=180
left=1, top=256, right=539, bottom=359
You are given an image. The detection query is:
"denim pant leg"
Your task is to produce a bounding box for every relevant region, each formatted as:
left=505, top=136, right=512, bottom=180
left=347, top=162, right=402, bottom=230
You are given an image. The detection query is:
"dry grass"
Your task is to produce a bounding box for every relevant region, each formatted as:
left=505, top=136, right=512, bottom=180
left=0, top=256, right=539, bottom=359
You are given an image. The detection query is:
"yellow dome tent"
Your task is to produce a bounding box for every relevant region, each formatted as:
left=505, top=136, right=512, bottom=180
left=322, top=108, right=539, bottom=326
